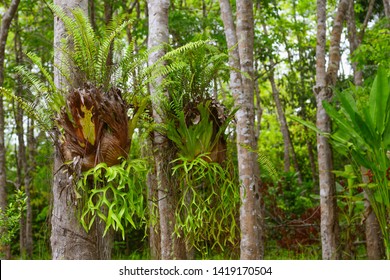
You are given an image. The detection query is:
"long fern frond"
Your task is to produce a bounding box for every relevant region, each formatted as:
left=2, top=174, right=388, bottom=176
left=97, top=17, right=132, bottom=87
left=0, top=87, right=53, bottom=137
left=71, top=8, right=97, bottom=80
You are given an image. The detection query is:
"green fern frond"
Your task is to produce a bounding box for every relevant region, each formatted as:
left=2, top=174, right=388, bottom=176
left=49, top=3, right=134, bottom=89
left=0, top=87, right=53, bottom=136
left=97, top=17, right=132, bottom=86
left=71, top=8, right=97, bottom=79
left=157, top=40, right=208, bottom=65
left=257, top=151, right=278, bottom=182
left=25, top=52, right=56, bottom=92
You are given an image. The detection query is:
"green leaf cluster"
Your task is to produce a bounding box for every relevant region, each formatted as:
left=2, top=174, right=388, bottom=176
left=77, top=159, right=148, bottom=240
left=172, top=154, right=240, bottom=257
left=323, top=66, right=390, bottom=258
left=0, top=190, right=27, bottom=249
left=49, top=4, right=131, bottom=89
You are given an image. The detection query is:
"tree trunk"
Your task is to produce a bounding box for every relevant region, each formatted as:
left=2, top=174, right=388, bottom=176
left=147, top=0, right=185, bottom=260
left=143, top=138, right=160, bottom=260
left=0, top=0, right=21, bottom=260
left=305, top=126, right=318, bottom=187
left=236, top=0, right=262, bottom=260
left=25, top=118, right=35, bottom=259
left=316, top=0, right=349, bottom=260
left=220, top=0, right=263, bottom=260
left=14, top=18, right=32, bottom=258
left=346, top=0, right=385, bottom=259
left=361, top=167, right=385, bottom=259
left=51, top=0, right=112, bottom=260
left=384, top=0, right=390, bottom=18
left=147, top=168, right=161, bottom=259
left=315, top=0, right=341, bottom=260
left=326, top=0, right=350, bottom=86
left=219, top=0, right=242, bottom=100
left=261, top=23, right=302, bottom=184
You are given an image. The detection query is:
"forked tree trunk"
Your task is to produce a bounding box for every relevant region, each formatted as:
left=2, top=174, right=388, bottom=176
left=315, top=0, right=349, bottom=260
left=51, top=0, right=112, bottom=259
left=0, top=0, right=21, bottom=260
left=147, top=0, right=186, bottom=259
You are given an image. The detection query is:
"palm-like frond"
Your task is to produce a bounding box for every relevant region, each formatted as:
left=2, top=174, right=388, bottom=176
left=155, top=40, right=232, bottom=163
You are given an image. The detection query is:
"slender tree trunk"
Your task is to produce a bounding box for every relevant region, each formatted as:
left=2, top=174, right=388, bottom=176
left=13, top=18, right=31, bottom=258
left=0, top=0, right=21, bottom=260
left=148, top=0, right=185, bottom=259
left=236, top=0, right=262, bottom=259
left=220, top=0, right=263, bottom=259
left=269, top=72, right=301, bottom=183
left=104, top=0, right=114, bottom=69
left=261, top=22, right=302, bottom=184
left=89, top=0, right=97, bottom=31
left=143, top=137, right=160, bottom=260
left=305, top=126, right=318, bottom=186
left=361, top=167, right=385, bottom=259
left=25, top=118, right=34, bottom=259
left=147, top=167, right=161, bottom=259
left=316, top=0, right=349, bottom=260
left=326, top=0, right=350, bottom=85
left=219, top=0, right=242, bottom=99
left=254, top=77, right=263, bottom=141
left=384, top=0, right=390, bottom=18
left=51, top=0, right=112, bottom=260
left=346, top=0, right=385, bottom=259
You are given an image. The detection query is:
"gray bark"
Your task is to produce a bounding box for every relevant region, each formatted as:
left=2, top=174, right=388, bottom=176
left=384, top=0, right=390, bottom=18
left=148, top=0, right=185, bottom=259
left=236, top=0, right=262, bottom=259
left=51, top=0, right=112, bottom=259
left=14, top=20, right=33, bottom=258
left=315, top=0, right=346, bottom=260
left=144, top=138, right=160, bottom=260
left=25, top=118, right=35, bottom=259
left=0, top=0, right=21, bottom=260
left=220, top=0, right=263, bottom=260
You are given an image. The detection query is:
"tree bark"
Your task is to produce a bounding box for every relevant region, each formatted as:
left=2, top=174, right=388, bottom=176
left=384, top=0, right=390, bottom=18
left=13, top=17, right=33, bottom=258
left=147, top=0, right=185, bottom=259
left=236, top=0, right=262, bottom=259
left=51, top=0, right=112, bottom=260
left=25, top=118, right=35, bottom=259
left=0, top=0, right=21, bottom=260
left=361, top=167, right=385, bottom=259
left=219, top=0, right=242, bottom=99
left=143, top=137, right=160, bottom=260
left=315, top=0, right=348, bottom=260
left=220, top=0, right=263, bottom=260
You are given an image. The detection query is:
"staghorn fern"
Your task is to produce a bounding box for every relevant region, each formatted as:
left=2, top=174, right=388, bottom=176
left=14, top=4, right=145, bottom=126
